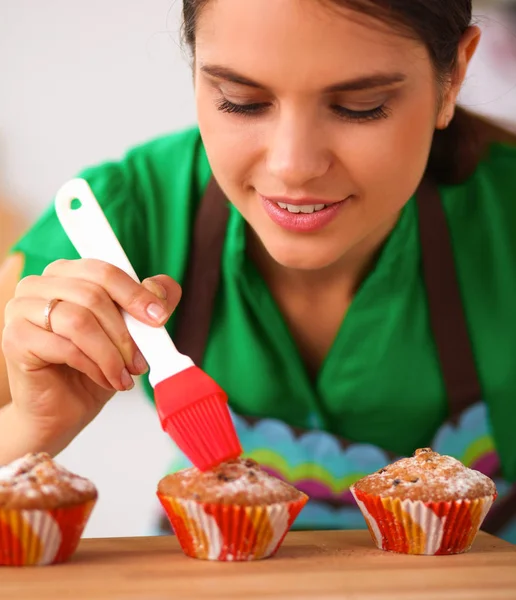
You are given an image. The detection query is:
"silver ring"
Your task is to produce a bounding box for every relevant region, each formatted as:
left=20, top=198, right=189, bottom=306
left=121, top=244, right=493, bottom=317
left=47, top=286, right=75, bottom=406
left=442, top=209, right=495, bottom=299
left=43, top=298, right=61, bottom=333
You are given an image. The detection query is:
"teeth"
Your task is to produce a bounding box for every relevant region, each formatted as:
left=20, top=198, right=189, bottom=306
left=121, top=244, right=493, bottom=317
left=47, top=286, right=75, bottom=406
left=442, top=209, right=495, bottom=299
left=277, top=202, right=327, bottom=214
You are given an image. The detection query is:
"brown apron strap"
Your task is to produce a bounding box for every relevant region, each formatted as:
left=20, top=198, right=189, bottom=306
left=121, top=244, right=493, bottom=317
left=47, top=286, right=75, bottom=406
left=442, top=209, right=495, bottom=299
left=417, top=178, right=483, bottom=419
left=173, top=177, right=229, bottom=365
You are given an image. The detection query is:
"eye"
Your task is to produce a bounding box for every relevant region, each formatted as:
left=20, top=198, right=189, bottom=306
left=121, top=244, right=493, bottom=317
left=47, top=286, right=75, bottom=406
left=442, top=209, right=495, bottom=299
left=331, top=104, right=390, bottom=123
left=216, top=98, right=270, bottom=116
left=215, top=96, right=391, bottom=123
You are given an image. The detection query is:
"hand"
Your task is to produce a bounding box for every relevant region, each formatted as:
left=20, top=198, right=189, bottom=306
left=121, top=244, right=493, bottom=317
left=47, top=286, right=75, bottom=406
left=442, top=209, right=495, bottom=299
left=2, top=258, right=181, bottom=451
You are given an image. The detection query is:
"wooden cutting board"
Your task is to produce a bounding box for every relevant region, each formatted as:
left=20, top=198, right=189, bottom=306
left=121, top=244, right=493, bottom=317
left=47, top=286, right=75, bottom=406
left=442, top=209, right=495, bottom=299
left=1, top=531, right=515, bottom=600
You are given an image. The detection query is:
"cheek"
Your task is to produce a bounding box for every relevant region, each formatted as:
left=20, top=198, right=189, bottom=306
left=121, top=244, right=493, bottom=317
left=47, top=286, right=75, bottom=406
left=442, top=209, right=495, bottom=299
left=196, top=85, right=260, bottom=198
left=342, top=98, right=437, bottom=215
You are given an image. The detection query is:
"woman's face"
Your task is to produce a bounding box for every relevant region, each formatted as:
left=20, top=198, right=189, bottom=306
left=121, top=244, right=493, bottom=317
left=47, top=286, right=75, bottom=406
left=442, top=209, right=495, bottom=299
left=195, top=0, right=445, bottom=271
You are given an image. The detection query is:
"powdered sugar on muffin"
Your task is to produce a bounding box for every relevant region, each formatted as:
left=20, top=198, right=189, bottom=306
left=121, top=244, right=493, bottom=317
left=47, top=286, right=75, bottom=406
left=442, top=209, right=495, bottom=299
left=0, top=453, right=97, bottom=510
left=158, top=458, right=304, bottom=505
left=353, top=448, right=496, bottom=502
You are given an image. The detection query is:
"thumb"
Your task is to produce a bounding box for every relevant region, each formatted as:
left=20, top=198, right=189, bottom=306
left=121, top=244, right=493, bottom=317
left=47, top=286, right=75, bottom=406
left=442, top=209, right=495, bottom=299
left=142, top=275, right=182, bottom=312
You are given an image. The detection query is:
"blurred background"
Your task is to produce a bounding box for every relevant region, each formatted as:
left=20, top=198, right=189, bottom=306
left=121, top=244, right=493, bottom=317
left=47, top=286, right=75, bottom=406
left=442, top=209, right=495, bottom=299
left=1, top=0, right=516, bottom=538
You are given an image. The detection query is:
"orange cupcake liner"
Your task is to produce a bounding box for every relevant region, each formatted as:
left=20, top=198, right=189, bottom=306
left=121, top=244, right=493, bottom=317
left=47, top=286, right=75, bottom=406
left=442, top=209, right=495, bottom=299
left=0, top=500, right=96, bottom=566
left=158, top=492, right=308, bottom=561
left=351, top=486, right=496, bottom=555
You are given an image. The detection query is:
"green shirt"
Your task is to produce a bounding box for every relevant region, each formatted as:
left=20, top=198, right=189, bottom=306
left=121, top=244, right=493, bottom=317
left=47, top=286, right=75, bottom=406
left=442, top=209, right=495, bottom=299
left=11, top=126, right=516, bottom=483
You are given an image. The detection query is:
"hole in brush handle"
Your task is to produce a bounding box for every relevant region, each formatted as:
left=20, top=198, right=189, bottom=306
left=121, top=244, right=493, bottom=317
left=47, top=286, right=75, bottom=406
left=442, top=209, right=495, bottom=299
left=55, top=178, right=139, bottom=280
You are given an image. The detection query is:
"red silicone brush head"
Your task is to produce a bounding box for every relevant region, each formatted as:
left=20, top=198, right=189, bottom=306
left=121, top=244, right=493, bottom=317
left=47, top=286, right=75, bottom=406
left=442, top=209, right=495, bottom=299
left=154, top=366, right=243, bottom=471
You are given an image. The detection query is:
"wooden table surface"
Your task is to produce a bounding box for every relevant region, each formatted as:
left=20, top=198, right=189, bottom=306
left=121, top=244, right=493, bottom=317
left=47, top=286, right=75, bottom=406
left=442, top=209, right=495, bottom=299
left=1, top=531, right=515, bottom=600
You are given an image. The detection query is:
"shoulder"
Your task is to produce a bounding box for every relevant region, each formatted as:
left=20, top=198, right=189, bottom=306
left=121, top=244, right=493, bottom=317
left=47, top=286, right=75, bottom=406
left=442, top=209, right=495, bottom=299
left=80, top=125, right=208, bottom=206
left=441, top=141, right=516, bottom=237
left=474, top=141, right=516, bottom=195
left=125, top=125, right=205, bottom=163
left=78, top=125, right=211, bottom=278
left=11, top=126, right=210, bottom=280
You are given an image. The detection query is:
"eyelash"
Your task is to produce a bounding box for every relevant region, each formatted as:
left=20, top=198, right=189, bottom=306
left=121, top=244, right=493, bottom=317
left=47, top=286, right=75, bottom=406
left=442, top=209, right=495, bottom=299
left=215, top=98, right=390, bottom=123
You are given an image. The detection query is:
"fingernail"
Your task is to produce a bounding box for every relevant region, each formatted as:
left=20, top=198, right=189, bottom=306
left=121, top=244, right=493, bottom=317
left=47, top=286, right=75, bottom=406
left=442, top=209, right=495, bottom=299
left=142, top=279, right=167, bottom=300
left=146, top=303, right=168, bottom=323
left=121, top=368, right=134, bottom=390
left=133, top=350, right=148, bottom=374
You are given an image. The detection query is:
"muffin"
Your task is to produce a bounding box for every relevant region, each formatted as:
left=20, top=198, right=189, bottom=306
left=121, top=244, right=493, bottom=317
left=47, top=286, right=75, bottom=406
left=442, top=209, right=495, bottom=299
left=351, top=448, right=497, bottom=556
left=0, top=453, right=97, bottom=566
left=157, top=457, right=308, bottom=561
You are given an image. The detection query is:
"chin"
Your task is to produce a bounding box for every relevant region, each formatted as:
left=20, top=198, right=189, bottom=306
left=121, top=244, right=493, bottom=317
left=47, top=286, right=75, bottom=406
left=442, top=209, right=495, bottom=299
left=263, top=238, right=342, bottom=271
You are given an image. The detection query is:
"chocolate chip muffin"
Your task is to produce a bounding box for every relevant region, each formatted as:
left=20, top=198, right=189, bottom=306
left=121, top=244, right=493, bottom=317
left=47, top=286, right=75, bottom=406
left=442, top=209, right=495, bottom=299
left=158, top=457, right=304, bottom=506
left=0, top=453, right=97, bottom=566
left=353, top=448, right=496, bottom=502
left=0, top=452, right=97, bottom=510
left=351, top=448, right=497, bottom=555
left=157, top=458, right=308, bottom=561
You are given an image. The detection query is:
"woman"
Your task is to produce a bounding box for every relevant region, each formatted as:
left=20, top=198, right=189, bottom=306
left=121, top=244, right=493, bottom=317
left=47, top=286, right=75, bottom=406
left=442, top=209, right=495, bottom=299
left=1, top=0, right=515, bottom=541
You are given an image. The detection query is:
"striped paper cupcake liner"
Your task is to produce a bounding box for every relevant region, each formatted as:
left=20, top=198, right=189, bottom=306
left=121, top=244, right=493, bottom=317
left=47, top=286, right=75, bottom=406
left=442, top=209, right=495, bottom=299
left=158, top=493, right=308, bottom=561
left=351, top=485, right=496, bottom=555
left=0, top=500, right=96, bottom=566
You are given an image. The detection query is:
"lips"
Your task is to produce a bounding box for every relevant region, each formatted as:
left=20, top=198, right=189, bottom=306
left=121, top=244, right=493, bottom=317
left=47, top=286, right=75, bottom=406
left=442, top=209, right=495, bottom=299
left=259, top=195, right=347, bottom=233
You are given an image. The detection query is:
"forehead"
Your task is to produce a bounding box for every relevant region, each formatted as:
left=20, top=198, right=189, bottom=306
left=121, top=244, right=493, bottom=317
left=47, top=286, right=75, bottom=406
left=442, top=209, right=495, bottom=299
left=195, top=0, right=431, bottom=91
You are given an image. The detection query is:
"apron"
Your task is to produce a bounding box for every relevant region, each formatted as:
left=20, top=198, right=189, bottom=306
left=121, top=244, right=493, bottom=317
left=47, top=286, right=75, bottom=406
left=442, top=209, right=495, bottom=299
left=158, top=176, right=516, bottom=544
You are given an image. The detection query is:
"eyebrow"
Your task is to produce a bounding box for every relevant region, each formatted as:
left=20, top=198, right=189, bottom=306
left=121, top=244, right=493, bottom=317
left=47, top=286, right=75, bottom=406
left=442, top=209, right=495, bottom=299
left=200, top=64, right=406, bottom=92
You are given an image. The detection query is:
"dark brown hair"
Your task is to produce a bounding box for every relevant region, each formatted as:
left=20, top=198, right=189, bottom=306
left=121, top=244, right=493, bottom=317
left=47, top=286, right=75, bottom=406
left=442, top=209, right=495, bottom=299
left=182, top=0, right=516, bottom=185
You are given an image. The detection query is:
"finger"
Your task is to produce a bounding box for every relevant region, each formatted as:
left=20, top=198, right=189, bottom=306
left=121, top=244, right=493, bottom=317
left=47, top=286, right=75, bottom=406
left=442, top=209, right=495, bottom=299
left=5, top=298, right=135, bottom=392
left=40, top=259, right=178, bottom=326
left=14, top=276, right=147, bottom=375
left=2, top=318, right=113, bottom=391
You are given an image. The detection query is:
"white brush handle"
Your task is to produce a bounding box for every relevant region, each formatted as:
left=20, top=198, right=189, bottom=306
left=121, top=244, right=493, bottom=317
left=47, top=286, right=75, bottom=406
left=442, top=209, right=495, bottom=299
left=54, top=178, right=194, bottom=388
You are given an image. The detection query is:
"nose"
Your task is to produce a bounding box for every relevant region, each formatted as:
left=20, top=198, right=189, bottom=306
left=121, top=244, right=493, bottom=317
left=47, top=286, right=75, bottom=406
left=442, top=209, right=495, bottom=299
left=265, top=107, right=331, bottom=189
